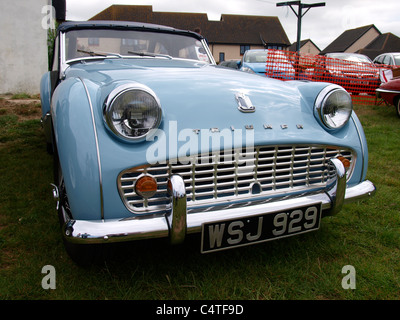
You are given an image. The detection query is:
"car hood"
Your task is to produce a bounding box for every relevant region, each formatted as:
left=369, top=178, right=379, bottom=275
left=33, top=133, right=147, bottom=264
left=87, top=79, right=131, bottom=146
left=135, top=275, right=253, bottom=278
left=64, top=58, right=356, bottom=160
left=67, top=58, right=310, bottom=108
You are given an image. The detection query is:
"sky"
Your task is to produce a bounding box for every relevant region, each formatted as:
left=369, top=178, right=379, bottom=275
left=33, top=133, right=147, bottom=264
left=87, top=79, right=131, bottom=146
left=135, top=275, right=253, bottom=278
left=65, top=0, right=400, bottom=51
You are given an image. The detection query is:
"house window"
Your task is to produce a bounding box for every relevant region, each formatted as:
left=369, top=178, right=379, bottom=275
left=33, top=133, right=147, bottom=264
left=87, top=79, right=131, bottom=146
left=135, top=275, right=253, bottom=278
left=267, top=45, right=283, bottom=50
left=219, top=52, right=225, bottom=63
left=240, top=45, right=250, bottom=55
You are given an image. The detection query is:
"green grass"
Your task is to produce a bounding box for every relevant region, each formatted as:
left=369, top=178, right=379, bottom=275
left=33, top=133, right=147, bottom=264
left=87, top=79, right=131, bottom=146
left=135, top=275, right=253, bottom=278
left=0, top=100, right=399, bottom=300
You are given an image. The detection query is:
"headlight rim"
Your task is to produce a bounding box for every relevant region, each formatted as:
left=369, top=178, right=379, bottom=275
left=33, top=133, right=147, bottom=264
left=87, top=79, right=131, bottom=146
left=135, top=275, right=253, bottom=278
left=314, top=84, right=353, bottom=131
left=103, top=83, right=162, bottom=143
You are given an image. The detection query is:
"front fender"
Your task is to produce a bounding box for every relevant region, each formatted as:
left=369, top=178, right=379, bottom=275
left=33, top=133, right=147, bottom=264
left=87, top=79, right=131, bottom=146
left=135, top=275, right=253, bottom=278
left=51, top=77, right=102, bottom=220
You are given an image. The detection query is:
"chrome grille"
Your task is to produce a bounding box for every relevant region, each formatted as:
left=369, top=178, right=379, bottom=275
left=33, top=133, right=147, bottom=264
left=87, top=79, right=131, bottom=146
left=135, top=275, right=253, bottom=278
left=118, top=145, right=354, bottom=214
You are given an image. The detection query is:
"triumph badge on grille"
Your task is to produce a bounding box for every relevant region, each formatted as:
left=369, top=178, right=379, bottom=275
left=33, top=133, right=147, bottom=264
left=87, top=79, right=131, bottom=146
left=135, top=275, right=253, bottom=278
left=235, top=93, right=255, bottom=113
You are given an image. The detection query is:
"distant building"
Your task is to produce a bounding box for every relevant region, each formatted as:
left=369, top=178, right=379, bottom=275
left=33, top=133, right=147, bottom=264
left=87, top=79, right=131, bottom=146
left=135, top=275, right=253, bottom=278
left=320, top=24, right=381, bottom=55
left=289, top=39, right=321, bottom=55
left=90, top=5, right=291, bottom=63
left=320, top=24, right=400, bottom=60
left=357, top=33, right=400, bottom=60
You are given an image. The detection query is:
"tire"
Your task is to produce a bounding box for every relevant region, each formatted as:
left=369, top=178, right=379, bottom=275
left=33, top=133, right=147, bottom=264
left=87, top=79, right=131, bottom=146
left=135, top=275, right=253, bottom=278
left=53, top=149, right=110, bottom=266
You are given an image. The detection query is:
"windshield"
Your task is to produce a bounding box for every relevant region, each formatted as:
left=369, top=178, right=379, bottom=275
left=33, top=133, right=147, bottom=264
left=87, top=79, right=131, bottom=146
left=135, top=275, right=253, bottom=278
left=64, top=29, right=211, bottom=63
left=394, top=54, right=400, bottom=65
left=244, top=50, right=291, bottom=64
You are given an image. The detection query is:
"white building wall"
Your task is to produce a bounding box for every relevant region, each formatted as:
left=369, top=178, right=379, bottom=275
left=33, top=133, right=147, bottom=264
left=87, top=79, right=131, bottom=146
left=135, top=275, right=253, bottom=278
left=300, top=41, right=320, bottom=55
left=0, top=0, right=49, bottom=94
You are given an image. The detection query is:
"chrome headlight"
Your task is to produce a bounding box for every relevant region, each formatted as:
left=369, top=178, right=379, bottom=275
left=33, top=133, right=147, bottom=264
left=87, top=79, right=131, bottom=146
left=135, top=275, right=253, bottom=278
left=104, top=84, right=162, bottom=142
left=315, top=85, right=353, bottom=130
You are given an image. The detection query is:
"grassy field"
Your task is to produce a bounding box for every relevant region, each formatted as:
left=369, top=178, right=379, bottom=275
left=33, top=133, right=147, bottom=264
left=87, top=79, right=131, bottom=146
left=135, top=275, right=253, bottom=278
left=0, top=95, right=399, bottom=301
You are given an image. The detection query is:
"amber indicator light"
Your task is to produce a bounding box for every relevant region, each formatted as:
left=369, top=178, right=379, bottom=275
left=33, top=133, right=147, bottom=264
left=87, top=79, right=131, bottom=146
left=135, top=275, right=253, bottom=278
left=135, top=176, right=157, bottom=198
left=337, top=156, right=351, bottom=170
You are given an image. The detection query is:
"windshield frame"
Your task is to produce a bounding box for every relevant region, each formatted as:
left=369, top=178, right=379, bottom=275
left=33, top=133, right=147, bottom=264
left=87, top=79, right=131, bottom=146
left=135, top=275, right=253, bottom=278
left=58, top=25, right=215, bottom=77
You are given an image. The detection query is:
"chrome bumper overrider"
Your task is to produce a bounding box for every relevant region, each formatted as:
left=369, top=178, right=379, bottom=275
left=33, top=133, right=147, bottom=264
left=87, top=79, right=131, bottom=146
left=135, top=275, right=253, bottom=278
left=62, top=159, right=376, bottom=244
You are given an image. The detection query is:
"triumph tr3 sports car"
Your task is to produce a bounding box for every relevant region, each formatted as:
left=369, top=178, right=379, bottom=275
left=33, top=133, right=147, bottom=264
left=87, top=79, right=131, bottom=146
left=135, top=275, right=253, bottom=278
left=40, top=21, right=375, bottom=263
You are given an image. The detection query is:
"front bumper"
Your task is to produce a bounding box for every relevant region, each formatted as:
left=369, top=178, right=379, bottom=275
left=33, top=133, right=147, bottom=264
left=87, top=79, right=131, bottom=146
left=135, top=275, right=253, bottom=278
left=62, top=159, right=376, bottom=245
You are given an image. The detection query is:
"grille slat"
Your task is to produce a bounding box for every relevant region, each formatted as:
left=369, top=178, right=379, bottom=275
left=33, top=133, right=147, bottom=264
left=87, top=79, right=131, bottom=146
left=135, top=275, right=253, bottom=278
left=118, top=145, right=355, bottom=214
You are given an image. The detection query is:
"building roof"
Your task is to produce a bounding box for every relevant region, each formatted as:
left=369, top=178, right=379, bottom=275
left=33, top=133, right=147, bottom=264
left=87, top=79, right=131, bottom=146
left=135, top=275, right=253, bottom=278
left=90, top=5, right=291, bottom=47
left=289, top=39, right=321, bottom=52
left=320, top=24, right=381, bottom=54
left=357, top=32, right=400, bottom=59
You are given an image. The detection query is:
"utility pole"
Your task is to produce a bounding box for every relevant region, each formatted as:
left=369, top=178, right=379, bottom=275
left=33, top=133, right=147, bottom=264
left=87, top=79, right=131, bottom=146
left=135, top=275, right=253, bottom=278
left=276, top=1, right=325, bottom=54
left=276, top=1, right=325, bottom=80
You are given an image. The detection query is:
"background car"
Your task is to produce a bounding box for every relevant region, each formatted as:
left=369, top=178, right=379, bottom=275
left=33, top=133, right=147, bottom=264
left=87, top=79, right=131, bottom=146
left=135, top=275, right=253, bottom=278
left=41, top=21, right=375, bottom=264
left=373, top=52, right=400, bottom=68
left=315, top=52, right=380, bottom=95
left=376, top=77, right=400, bottom=117
left=218, top=59, right=241, bottom=69
left=239, top=49, right=295, bottom=79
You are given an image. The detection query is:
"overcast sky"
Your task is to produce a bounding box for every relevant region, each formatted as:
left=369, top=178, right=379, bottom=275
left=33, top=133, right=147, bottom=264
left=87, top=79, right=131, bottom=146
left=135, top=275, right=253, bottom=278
left=65, top=0, right=400, bottom=50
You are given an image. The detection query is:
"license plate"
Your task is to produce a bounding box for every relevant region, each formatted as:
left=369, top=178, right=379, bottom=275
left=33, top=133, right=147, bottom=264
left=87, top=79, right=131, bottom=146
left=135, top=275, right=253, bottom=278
left=201, top=203, right=322, bottom=253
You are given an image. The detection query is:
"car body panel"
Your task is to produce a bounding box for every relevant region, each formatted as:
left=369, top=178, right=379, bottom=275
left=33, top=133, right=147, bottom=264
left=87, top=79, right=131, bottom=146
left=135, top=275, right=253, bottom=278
left=51, top=77, right=103, bottom=220
left=376, top=77, right=400, bottom=106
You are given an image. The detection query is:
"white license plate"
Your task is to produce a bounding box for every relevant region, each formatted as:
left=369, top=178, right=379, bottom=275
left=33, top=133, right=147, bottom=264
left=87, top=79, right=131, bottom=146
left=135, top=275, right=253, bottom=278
left=201, top=203, right=322, bottom=253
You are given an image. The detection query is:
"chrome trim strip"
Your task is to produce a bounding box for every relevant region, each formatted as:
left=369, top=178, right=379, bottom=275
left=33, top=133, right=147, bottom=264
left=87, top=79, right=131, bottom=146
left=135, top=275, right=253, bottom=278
left=202, top=39, right=216, bottom=65
left=79, top=78, right=104, bottom=220
left=376, top=88, right=400, bottom=95
left=59, top=32, right=69, bottom=79
left=166, top=175, right=187, bottom=244
left=350, top=114, right=366, bottom=180
left=63, top=180, right=375, bottom=244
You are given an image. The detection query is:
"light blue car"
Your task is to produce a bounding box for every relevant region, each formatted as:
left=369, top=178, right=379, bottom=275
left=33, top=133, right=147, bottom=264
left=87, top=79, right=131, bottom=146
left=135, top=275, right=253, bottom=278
left=239, top=49, right=296, bottom=79
left=41, top=21, right=375, bottom=264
